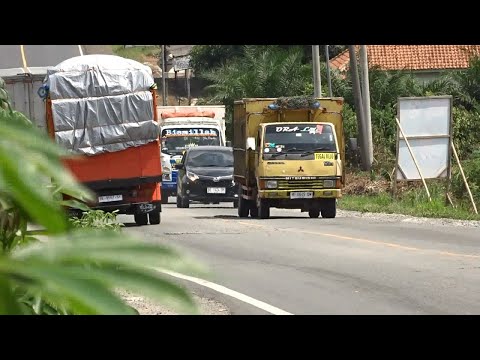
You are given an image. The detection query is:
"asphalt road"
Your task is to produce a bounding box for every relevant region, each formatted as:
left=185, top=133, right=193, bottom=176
left=120, top=201, right=480, bottom=315
left=0, top=45, right=83, bottom=69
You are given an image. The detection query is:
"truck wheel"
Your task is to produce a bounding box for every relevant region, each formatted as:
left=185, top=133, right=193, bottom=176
left=308, top=209, right=320, bottom=218
left=258, top=199, right=270, bottom=219
left=176, top=195, right=183, bottom=208
left=161, top=190, right=169, bottom=204
left=238, top=197, right=249, bottom=218
left=134, top=213, right=148, bottom=226
left=249, top=203, right=258, bottom=218
left=182, top=196, right=190, bottom=208
left=233, top=200, right=239, bottom=208
left=321, top=199, right=337, bottom=218
left=149, top=211, right=161, bottom=225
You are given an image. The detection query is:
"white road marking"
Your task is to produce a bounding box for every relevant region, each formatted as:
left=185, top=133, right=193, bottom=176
left=158, top=269, right=293, bottom=315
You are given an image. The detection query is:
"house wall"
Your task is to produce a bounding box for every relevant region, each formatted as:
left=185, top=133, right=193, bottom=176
left=412, top=71, right=443, bottom=84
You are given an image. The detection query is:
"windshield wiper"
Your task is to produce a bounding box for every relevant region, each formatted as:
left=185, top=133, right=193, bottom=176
left=300, top=147, right=334, bottom=157
left=270, top=148, right=304, bottom=158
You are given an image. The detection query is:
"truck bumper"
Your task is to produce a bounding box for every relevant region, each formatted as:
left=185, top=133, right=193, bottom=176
left=258, top=189, right=342, bottom=199
left=162, top=170, right=178, bottom=195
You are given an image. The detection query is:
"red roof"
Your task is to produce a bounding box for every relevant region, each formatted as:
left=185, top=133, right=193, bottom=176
left=330, top=45, right=480, bottom=72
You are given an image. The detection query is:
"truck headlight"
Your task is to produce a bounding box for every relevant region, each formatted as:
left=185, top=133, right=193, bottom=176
left=324, top=180, right=334, bottom=188
left=187, top=171, right=199, bottom=182
left=266, top=180, right=278, bottom=189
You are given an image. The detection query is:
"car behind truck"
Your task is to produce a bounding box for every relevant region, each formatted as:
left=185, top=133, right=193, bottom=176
left=43, top=54, right=163, bottom=226
left=233, top=97, right=345, bottom=219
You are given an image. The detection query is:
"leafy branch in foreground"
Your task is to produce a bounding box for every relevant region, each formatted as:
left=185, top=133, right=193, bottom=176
left=0, top=77, right=203, bottom=315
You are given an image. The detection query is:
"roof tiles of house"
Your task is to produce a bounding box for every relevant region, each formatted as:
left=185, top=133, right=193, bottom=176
left=329, top=45, right=480, bottom=72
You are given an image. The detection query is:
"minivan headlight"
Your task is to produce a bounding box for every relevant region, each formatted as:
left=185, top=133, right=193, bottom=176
left=187, top=171, right=199, bottom=182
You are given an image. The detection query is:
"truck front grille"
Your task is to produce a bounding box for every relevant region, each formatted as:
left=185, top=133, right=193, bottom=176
left=277, top=180, right=325, bottom=190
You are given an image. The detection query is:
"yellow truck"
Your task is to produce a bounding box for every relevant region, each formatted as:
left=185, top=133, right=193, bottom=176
left=233, top=97, right=345, bottom=219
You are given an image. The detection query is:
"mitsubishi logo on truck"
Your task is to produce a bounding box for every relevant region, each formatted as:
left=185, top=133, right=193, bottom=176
left=298, top=166, right=304, bottom=172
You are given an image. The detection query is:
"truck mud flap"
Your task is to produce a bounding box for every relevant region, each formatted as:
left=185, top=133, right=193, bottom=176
left=136, top=202, right=161, bottom=214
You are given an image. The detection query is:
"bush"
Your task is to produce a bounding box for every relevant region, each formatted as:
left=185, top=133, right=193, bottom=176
left=452, top=107, right=480, bottom=160
left=451, top=150, right=480, bottom=205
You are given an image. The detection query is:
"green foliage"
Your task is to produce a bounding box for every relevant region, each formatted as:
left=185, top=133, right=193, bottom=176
left=201, top=46, right=312, bottom=103
left=112, top=45, right=161, bottom=62
left=452, top=107, right=480, bottom=159
left=190, top=45, right=245, bottom=75
left=0, top=77, right=200, bottom=315
left=273, top=96, right=319, bottom=109
left=69, top=210, right=124, bottom=232
left=340, top=186, right=480, bottom=221
left=451, top=150, right=480, bottom=206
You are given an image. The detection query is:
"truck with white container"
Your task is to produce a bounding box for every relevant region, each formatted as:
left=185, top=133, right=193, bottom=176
left=157, top=105, right=227, bottom=202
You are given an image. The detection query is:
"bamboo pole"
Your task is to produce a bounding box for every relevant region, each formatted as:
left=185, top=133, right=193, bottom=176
left=395, top=117, right=432, bottom=202
left=451, top=142, right=478, bottom=214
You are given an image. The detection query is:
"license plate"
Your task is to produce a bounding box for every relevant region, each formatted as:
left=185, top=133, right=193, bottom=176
left=290, top=191, right=313, bottom=199
left=207, top=187, right=226, bottom=194
left=98, top=194, right=123, bottom=203
left=315, top=153, right=335, bottom=160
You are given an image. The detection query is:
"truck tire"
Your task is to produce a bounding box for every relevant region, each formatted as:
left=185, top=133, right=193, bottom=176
left=238, top=197, right=249, bottom=218
left=134, top=213, right=148, bottom=226
left=233, top=200, right=239, bottom=208
left=161, top=190, right=169, bottom=204
left=321, top=199, right=336, bottom=218
left=308, top=209, right=320, bottom=218
left=249, top=204, right=258, bottom=218
left=258, top=199, right=270, bottom=219
left=149, top=211, right=161, bottom=225
left=176, top=195, right=182, bottom=208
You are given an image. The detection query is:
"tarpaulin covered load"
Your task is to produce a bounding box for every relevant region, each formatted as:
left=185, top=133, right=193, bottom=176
left=45, top=54, right=158, bottom=156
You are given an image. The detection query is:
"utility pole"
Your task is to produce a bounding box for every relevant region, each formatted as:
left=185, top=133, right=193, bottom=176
left=161, top=45, right=167, bottom=106
left=312, top=45, right=322, bottom=97
left=324, top=45, right=333, bottom=97
left=359, top=45, right=373, bottom=168
left=348, top=45, right=370, bottom=171
left=186, top=68, right=191, bottom=105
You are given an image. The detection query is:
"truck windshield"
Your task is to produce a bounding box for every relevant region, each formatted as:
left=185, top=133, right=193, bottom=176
left=263, top=123, right=337, bottom=157
left=187, top=150, right=233, bottom=168
left=161, top=128, right=221, bottom=155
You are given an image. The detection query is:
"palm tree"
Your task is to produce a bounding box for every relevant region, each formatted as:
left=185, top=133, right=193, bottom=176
left=201, top=46, right=312, bottom=103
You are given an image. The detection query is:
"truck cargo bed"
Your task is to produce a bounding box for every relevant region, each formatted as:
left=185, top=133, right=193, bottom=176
left=62, top=140, right=161, bottom=187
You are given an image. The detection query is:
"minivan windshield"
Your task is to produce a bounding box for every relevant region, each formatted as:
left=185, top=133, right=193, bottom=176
left=187, top=150, right=233, bottom=168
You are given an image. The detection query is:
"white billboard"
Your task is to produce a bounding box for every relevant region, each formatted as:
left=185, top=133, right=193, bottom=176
left=395, top=96, right=452, bottom=181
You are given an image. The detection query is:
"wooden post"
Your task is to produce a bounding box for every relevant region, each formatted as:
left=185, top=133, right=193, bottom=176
left=451, top=142, right=478, bottom=214
left=395, top=117, right=432, bottom=202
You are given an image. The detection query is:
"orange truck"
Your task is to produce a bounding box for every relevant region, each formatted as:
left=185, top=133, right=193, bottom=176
left=43, top=54, right=162, bottom=226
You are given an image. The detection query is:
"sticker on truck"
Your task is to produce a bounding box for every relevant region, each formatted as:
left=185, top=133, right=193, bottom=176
left=314, top=153, right=335, bottom=160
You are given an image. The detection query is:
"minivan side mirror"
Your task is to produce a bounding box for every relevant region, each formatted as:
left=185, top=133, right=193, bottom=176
left=176, top=163, right=184, bottom=170
left=246, top=137, right=256, bottom=151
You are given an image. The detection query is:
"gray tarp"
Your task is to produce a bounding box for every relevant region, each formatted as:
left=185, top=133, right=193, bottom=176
left=45, top=54, right=158, bottom=155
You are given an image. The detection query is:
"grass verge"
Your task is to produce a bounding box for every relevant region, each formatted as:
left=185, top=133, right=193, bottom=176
left=339, top=191, right=480, bottom=221
left=111, top=45, right=161, bottom=62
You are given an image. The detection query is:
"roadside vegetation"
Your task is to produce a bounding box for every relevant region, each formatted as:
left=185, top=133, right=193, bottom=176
left=0, top=77, right=201, bottom=315
left=190, top=45, right=480, bottom=220
left=112, top=45, right=161, bottom=63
